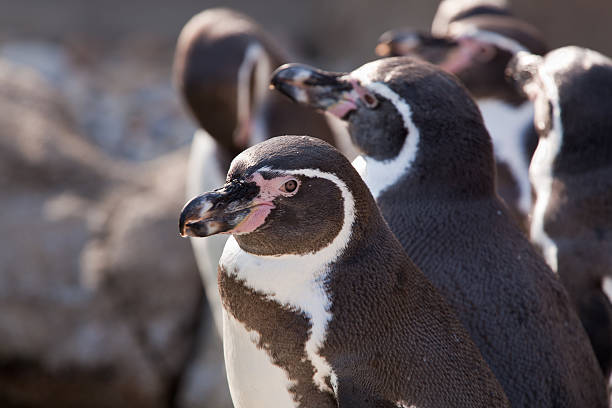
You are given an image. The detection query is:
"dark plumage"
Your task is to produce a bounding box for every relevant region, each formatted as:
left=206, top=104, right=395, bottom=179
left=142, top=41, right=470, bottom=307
left=508, top=46, right=612, bottom=378
left=272, top=57, right=608, bottom=407
left=179, top=135, right=510, bottom=408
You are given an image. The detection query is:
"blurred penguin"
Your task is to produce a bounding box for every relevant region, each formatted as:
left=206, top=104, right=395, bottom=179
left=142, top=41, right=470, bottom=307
left=173, top=8, right=347, bottom=335
left=508, top=46, right=612, bottom=381
left=377, top=0, right=547, bottom=229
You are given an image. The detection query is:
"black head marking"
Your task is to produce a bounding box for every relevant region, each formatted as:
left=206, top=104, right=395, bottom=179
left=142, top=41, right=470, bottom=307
left=546, top=48, right=612, bottom=172
left=350, top=57, right=496, bottom=194
left=235, top=173, right=344, bottom=256
left=224, top=136, right=376, bottom=256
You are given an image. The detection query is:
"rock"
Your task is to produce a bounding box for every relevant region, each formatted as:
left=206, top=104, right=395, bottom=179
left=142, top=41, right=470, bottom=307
left=0, top=59, right=215, bottom=407
left=0, top=40, right=196, bottom=162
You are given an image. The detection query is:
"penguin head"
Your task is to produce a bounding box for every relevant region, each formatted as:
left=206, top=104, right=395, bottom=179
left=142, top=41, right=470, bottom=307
left=375, top=1, right=546, bottom=102
left=271, top=57, right=495, bottom=192
left=271, top=59, right=425, bottom=161
left=179, top=136, right=375, bottom=256
left=507, top=46, right=612, bottom=170
left=173, top=8, right=286, bottom=155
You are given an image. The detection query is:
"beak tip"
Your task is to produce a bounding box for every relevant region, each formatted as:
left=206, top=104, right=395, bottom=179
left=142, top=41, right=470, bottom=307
left=375, top=43, right=392, bottom=57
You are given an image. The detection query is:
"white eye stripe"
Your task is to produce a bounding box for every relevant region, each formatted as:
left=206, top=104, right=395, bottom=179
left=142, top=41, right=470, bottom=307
left=340, top=79, right=421, bottom=199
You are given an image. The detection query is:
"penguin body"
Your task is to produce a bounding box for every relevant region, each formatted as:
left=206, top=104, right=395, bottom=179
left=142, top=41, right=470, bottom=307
left=179, top=136, right=510, bottom=408
left=509, top=46, right=612, bottom=377
left=272, top=57, right=608, bottom=407
left=173, top=8, right=341, bottom=333
left=376, top=0, right=546, bottom=228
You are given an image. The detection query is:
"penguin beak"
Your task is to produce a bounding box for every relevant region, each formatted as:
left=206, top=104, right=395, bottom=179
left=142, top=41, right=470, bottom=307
left=376, top=29, right=425, bottom=57
left=271, top=63, right=371, bottom=119
left=376, top=30, right=459, bottom=64
left=179, top=180, right=263, bottom=238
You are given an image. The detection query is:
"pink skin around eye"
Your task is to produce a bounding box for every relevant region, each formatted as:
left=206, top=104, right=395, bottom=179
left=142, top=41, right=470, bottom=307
left=227, top=173, right=297, bottom=235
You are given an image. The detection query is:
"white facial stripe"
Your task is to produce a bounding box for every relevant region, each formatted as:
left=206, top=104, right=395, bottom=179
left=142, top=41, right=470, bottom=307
left=236, top=43, right=271, bottom=145
left=528, top=62, right=563, bottom=273
left=220, top=167, right=356, bottom=394
left=345, top=79, right=421, bottom=199
left=449, top=25, right=528, bottom=55
left=478, top=99, right=534, bottom=214
left=602, top=277, right=612, bottom=305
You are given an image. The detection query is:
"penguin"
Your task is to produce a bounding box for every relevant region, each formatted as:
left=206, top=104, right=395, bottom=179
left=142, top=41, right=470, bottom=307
left=179, top=135, right=510, bottom=408
left=271, top=57, right=608, bottom=407
left=376, top=0, right=547, bottom=229
left=507, top=46, right=612, bottom=378
left=173, top=8, right=344, bottom=334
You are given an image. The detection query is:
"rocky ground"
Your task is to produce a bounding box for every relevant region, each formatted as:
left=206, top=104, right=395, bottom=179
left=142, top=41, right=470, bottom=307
left=0, top=39, right=230, bottom=407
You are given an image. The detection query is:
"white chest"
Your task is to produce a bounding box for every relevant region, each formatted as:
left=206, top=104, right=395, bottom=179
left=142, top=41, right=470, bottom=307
left=220, top=237, right=337, bottom=402
left=478, top=99, right=534, bottom=214
left=223, top=309, right=298, bottom=408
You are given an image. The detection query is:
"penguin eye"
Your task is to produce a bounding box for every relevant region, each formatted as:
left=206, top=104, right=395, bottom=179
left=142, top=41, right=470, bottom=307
left=362, top=93, right=379, bottom=108
left=280, top=179, right=299, bottom=194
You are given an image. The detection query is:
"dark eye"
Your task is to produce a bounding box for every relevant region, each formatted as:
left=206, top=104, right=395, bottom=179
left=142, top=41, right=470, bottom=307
left=362, top=93, right=378, bottom=108
left=281, top=179, right=298, bottom=193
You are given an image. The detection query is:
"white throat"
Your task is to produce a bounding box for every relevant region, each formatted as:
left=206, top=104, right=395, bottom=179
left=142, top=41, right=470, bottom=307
left=528, top=69, right=563, bottom=273
left=349, top=82, right=420, bottom=199
left=478, top=99, right=534, bottom=214
left=220, top=167, right=356, bottom=399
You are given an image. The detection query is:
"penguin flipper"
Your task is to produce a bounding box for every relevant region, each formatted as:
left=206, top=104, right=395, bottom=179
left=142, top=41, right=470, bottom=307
left=335, top=376, right=396, bottom=408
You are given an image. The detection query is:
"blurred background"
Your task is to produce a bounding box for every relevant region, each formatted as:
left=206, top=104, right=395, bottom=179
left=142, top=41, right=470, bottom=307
left=0, top=1, right=610, bottom=407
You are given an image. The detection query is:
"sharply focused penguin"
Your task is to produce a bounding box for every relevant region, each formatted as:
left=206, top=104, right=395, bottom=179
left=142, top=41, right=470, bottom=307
left=179, top=135, right=510, bottom=408
left=173, top=8, right=343, bottom=333
left=271, top=57, right=608, bottom=407
left=507, top=46, right=612, bottom=378
left=376, top=0, right=547, bottom=228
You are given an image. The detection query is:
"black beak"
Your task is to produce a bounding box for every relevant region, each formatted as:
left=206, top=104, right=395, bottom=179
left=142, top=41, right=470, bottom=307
left=271, top=63, right=372, bottom=119
left=271, top=63, right=353, bottom=108
left=179, top=180, right=260, bottom=238
left=376, top=29, right=457, bottom=58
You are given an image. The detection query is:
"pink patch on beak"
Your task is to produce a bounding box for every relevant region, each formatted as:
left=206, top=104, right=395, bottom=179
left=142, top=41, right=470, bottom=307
left=328, top=99, right=358, bottom=118
left=229, top=202, right=275, bottom=234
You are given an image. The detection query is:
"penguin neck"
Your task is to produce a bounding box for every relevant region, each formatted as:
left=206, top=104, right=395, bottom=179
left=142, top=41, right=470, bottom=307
left=351, top=128, right=419, bottom=200
left=354, top=126, right=496, bottom=203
